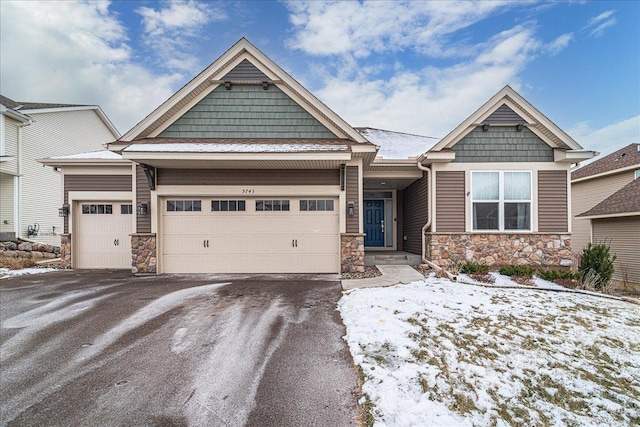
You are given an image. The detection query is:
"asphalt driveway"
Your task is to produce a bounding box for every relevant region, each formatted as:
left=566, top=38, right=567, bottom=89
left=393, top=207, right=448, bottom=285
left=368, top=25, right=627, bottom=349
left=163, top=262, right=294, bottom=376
left=0, top=270, right=359, bottom=426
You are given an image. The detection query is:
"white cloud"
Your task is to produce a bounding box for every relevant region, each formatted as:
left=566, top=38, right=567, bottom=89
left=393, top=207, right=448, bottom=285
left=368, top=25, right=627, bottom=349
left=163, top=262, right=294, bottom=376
left=286, top=0, right=513, bottom=58
left=0, top=1, right=182, bottom=134
left=583, top=10, right=616, bottom=38
left=313, top=25, right=541, bottom=137
left=568, top=116, right=640, bottom=162
left=136, top=1, right=226, bottom=72
left=544, top=33, right=573, bottom=55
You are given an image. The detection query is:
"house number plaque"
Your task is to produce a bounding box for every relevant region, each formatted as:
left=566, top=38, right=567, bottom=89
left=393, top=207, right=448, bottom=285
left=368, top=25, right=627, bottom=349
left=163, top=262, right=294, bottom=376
left=241, top=189, right=255, bottom=194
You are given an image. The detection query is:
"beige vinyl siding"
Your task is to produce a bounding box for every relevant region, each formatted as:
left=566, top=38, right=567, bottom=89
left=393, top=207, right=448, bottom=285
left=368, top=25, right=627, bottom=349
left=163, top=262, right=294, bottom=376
left=136, top=165, right=151, bottom=233
left=538, top=170, right=568, bottom=232
left=1, top=118, right=19, bottom=175
left=157, top=168, right=340, bottom=186
left=0, top=174, right=14, bottom=235
left=402, top=174, right=427, bottom=255
left=20, top=110, right=117, bottom=244
left=436, top=171, right=465, bottom=232
left=592, top=216, right=640, bottom=285
left=571, top=170, right=634, bottom=253
left=64, top=175, right=132, bottom=233
left=346, top=166, right=359, bottom=233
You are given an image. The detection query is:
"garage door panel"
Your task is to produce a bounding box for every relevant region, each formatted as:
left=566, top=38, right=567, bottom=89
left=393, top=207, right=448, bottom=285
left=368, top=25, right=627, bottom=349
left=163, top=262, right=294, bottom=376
left=162, top=197, right=339, bottom=273
left=76, top=202, right=132, bottom=269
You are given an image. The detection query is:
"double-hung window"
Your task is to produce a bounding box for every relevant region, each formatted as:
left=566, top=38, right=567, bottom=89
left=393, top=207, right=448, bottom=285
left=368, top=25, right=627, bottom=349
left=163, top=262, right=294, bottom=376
left=471, top=171, right=531, bottom=231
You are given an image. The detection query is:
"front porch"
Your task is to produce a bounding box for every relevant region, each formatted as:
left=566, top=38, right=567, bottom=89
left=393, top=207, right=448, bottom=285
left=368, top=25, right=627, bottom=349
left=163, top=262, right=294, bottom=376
left=364, top=250, right=422, bottom=266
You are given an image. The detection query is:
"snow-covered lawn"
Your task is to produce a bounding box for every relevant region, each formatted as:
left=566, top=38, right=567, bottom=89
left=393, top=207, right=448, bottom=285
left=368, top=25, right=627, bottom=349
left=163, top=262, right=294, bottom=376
left=0, top=267, right=56, bottom=279
left=339, top=275, right=640, bottom=426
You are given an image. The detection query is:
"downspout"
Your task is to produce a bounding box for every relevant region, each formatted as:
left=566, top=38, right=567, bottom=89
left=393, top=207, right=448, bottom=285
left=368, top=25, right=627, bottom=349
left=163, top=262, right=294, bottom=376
left=416, top=160, right=432, bottom=264
left=417, top=159, right=457, bottom=281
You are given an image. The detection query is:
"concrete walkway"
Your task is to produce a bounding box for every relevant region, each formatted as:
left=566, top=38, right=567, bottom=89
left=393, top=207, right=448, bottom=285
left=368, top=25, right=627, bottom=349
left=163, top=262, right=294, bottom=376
left=342, top=265, right=426, bottom=290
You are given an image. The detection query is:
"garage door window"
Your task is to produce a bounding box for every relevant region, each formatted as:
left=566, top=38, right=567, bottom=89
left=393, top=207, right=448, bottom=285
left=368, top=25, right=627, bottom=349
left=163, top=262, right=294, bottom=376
left=82, top=204, right=113, bottom=214
left=167, top=200, right=202, bottom=212
left=300, top=200, right=334, bottom=211
left=212, top=200, right=246, bottom=212
left=256, top=200, right=290, bottom=211
left=121, top=204, right=133, bottom=214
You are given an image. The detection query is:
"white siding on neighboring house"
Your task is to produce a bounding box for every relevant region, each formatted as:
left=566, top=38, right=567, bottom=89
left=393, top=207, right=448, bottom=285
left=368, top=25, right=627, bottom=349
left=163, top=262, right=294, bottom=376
left=1, top=117, right=20, bottom=175
left=0, top=174, right=15, bottom=235
left=20, top=109, right=117, bottom=244
left=571, top=170, right=634, bottom=254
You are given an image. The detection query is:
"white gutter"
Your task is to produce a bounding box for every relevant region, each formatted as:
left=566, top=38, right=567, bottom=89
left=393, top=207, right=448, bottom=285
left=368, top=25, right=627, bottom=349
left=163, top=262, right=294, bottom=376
left=417, top=160, right=457, bottom=281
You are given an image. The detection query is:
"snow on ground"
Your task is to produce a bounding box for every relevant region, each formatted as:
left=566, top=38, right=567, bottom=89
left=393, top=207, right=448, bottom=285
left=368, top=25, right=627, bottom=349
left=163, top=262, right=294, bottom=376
left=0, top=268, right=56, bottom=279
left=339, top=275, right=640, bottom=426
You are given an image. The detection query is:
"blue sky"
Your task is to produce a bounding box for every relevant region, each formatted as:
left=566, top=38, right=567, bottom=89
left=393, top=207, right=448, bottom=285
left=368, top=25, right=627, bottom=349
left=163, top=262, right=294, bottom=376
left=1, top=1, right=638, bottom=158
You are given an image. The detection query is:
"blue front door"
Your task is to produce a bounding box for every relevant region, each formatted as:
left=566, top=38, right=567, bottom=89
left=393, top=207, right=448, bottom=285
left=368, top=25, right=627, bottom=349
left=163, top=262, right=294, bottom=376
left=364, top=200, right=384, bottom=247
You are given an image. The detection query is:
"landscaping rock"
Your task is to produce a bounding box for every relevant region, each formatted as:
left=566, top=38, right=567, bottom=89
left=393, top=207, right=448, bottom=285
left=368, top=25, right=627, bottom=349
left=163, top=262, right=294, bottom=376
left=17, top=242, right=33, bottom=251
left=3, top=242, right=17, bottom=251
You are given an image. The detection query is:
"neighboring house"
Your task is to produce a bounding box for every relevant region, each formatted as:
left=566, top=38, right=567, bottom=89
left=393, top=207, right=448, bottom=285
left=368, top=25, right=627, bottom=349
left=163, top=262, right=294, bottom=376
left=0, top=95, right=119, bottom=245
left=572, top=143, right=640, bottom=286
left=40, top=38, right=595, bottom=274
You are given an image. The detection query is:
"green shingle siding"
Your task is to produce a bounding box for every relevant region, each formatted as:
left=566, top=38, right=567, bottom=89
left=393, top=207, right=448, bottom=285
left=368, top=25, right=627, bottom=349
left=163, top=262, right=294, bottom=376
left=159, top=85, right=337, bottom=138
left=453, top=126, right=554, bottom=162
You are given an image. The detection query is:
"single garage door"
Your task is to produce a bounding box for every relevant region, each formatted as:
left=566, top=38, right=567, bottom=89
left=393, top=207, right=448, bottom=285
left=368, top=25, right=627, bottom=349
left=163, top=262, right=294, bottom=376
left=162, top=197, right=339, bottom=273
left=75, top=201, right=133, bottom=268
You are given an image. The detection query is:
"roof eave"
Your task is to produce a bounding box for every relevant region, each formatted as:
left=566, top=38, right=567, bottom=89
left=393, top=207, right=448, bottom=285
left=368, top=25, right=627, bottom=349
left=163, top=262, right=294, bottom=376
left=577, top=211, right=640, bottom=220
left=554, top=149, right=599, bottom=163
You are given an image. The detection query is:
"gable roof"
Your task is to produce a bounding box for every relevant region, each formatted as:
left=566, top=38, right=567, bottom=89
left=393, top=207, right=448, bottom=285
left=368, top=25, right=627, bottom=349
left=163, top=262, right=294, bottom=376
left=577, top=177, right=640, bottom=218
left=0, top=94, right=120, bottom=138
left=572, top=143, right=640, bottom=181
left=0, top=94, right=87, bottom=110
left=120, top=38, right=368, bottom=144
left=429, top=85, right=585, bottom=152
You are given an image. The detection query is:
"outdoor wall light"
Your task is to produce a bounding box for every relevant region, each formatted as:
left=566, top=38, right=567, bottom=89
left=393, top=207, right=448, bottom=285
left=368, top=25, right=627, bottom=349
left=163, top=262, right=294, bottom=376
left=137, top=203, right=149, bottom=216
left=516, top=124, right=524, bottom=132
left=482, top=124, right=490, bottom=132
left=58, top=205, right=69, bottom=217
left=348, top=201, right=355, bottom=216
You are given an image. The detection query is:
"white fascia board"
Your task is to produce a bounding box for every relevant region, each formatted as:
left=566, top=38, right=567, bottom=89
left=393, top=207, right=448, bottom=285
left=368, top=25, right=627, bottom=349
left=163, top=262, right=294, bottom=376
left=121, top=151, right=351, bottom=162
left=0, top=105, right=32, bottom=124
left=424, top=151, right=456, bottom=161
left=38, top=158, right=131, bottom=167
left=351, top=144, right=378, bottom=153
left=364, top=170, right=423, bottom=179
left=577, top=211, right=640, bottom=220
left=554, top=149, right=599, bottom=163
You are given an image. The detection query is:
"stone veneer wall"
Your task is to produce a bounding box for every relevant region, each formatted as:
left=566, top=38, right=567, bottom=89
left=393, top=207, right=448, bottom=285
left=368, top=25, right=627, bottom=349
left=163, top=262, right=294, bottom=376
left=341, top=233, right=365, bottom=273
left=60, top=234, right=72, bottom=268
left=131, top=233, right=157, bottom=274
left=426, top=233, right=572, bottom=268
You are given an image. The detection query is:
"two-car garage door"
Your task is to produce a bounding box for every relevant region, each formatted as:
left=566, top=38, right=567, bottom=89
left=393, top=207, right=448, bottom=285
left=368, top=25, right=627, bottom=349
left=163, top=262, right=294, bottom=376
left=162, top=197, right=339, bottom=273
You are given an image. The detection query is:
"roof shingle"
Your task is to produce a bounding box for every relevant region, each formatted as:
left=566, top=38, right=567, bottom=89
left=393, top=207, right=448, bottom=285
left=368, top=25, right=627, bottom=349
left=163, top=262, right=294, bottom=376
left=577, top=178, right=640, bottom=217
left=572, top=143, right=640, bottom=180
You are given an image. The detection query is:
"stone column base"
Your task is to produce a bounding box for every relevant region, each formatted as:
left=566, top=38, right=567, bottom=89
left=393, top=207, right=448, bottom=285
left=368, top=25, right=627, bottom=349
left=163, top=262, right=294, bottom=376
left=341, top=233, right=365, bottom=273
left=60, top=234, right=72, bottom=268
left=131, top=233, right=157, bottom=274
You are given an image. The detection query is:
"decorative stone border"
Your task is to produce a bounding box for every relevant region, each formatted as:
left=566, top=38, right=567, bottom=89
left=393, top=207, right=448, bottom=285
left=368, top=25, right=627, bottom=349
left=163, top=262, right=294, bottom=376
left=0, top=240, right=60, bottom=261
left=131, top=233, right=157, bottom=274
left=341, top=233, right=365, bottom=273
left=426, top=233, right=572, bottom=268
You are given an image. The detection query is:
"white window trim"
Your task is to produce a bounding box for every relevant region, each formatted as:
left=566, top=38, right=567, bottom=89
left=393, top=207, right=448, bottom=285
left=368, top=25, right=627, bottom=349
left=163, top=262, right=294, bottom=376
left=635, top=169, right=640, bottom=180
left=0, top=114, right=5, bottom=156
left=471, top=170, right=532, bottom=232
